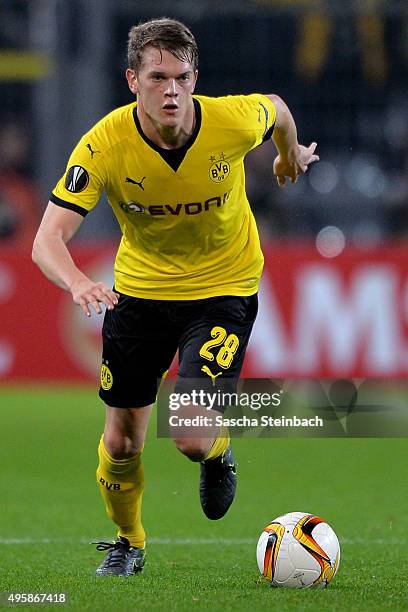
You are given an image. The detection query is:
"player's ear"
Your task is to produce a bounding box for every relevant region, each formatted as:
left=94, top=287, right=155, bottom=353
left=125, top=68, right=138, bottom=95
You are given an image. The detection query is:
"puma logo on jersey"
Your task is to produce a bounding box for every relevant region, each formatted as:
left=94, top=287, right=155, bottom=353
left=86, top=143, right=100, bottom=158
left=126, top=176, right=146, bottom=190
left=201, top=365, right=223, bottom=386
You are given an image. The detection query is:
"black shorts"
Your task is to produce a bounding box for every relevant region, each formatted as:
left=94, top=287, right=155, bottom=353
left=98, top=292, right=258, bottom=409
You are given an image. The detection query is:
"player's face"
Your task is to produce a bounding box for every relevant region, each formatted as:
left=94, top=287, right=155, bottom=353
left=127, top=46, right=198, bottom=129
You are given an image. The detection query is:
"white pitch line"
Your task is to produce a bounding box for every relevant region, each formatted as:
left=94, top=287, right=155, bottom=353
left=0, top=537, right=253, bottom=546
left=0, top=537, right=405, bottom=545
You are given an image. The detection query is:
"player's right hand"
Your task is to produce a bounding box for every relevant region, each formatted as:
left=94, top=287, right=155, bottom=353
left=70, top=278, right=119, bottom=317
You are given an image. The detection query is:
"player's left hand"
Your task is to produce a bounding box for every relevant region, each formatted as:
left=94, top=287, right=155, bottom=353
left=273, top=142, right=319, bottom=187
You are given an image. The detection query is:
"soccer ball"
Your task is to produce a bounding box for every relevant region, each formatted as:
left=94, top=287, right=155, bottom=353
left=256, top=511, right=340, bottom=588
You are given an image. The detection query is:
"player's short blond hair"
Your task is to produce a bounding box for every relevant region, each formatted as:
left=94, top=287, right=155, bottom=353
left=127, top=17, right=198, bottom=73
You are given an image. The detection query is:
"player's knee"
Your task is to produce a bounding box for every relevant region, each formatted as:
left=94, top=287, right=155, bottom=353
left=104, top=433, right=143, bottom=459
left=173, top=438, right=208, bottom=462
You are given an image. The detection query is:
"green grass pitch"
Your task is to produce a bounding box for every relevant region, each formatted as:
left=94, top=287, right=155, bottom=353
left=0, top=387, right=407, bottom=611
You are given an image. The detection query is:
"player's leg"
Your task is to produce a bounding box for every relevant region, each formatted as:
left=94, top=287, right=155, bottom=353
left=94, top=293, right=178, bottom=576
left=172, top=294, right=258, bottom=519
left=98, top=405, right=152, bottom=543
left=95, top=404, right=152, bottom=577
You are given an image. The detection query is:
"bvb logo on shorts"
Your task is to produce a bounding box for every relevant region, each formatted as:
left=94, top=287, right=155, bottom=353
left=209, top=153, right=230, bottom=183
left=100, top=364, right=113, bottom=390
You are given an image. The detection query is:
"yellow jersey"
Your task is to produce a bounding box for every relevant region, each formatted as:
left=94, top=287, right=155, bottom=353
left=51, top=94, right=276, bottom=299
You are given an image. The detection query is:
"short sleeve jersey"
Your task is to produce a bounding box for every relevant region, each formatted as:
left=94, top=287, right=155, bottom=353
left=51, top=94, right=276, bottom=300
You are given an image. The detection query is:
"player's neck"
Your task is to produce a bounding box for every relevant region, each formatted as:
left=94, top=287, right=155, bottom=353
left=137, top=102, right=195, bottom=150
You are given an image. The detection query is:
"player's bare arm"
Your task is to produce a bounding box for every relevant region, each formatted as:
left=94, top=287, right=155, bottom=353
left=32, top=203, right=118, bottom=317
left=267, top=94, right=319, bottom=187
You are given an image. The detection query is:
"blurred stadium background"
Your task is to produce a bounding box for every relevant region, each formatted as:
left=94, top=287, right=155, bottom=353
left=0, top=0, right=408, bottom=383
left=1, top=4, right=408, bottom=607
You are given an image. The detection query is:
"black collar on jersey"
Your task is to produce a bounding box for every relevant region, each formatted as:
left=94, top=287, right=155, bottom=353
left=133, top=98, right=202, bottom=172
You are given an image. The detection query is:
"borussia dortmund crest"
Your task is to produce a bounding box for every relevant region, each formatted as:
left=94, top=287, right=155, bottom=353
left=100, top=364, right=113, bottom=390
left=209, top=153, right=230, bottom=183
